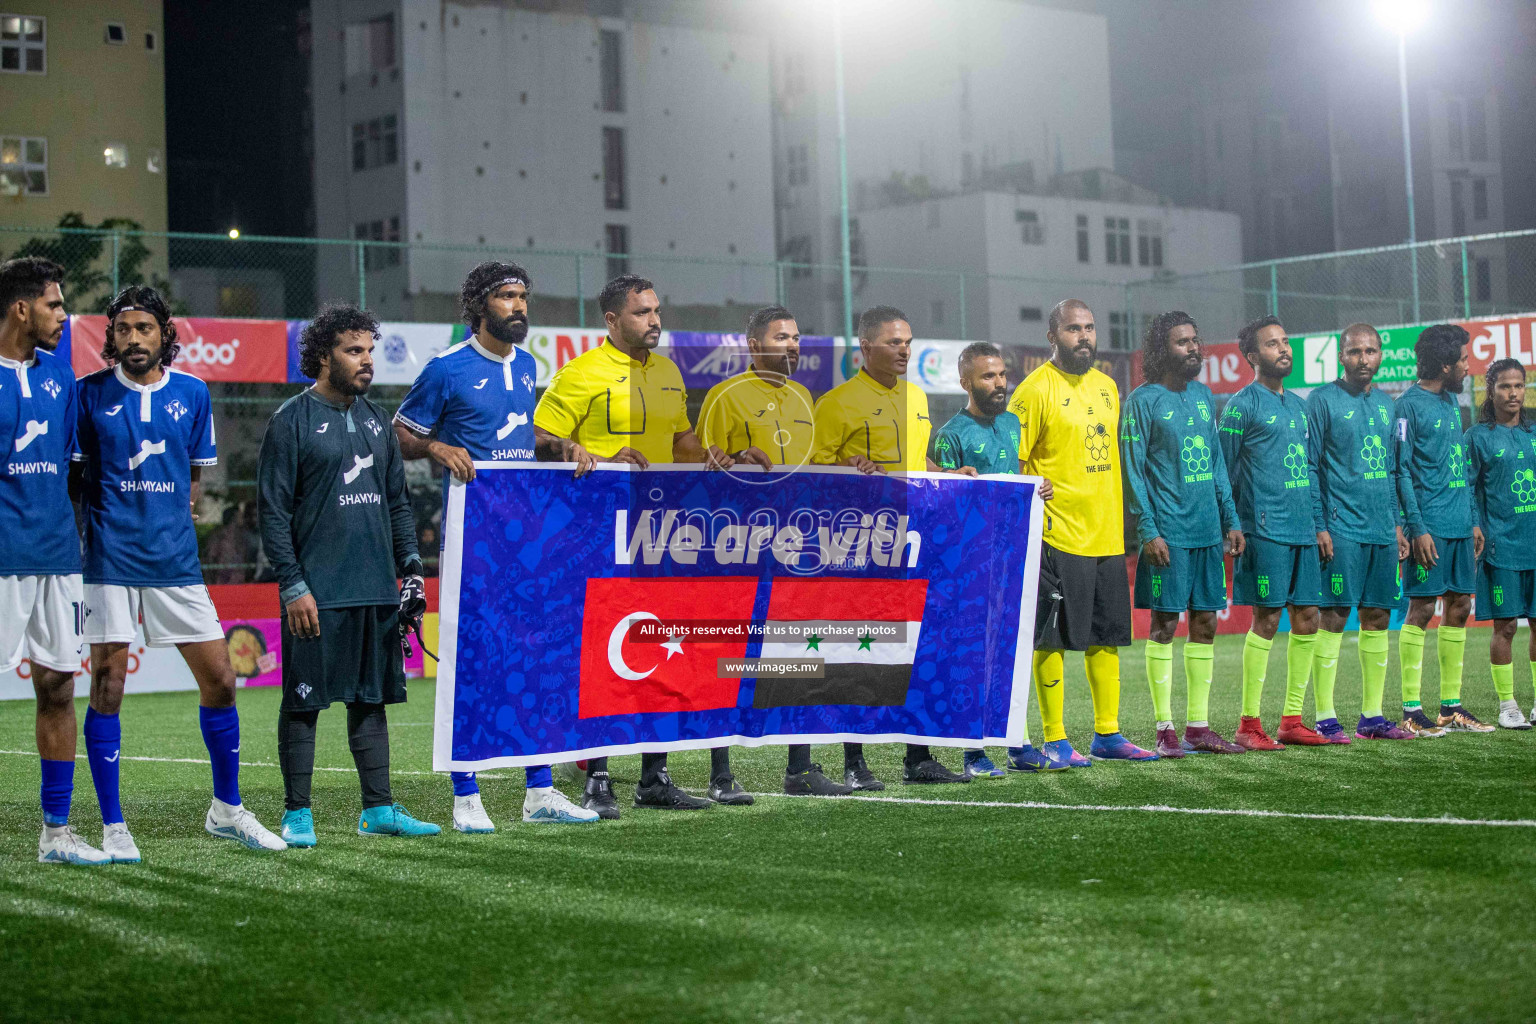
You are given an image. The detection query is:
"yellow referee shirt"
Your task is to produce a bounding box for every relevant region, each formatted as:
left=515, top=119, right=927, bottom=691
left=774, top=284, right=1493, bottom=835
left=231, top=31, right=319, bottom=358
left=811, top=370, right=931, bottom=472
left=533, top=340, right=690, bottom=464
left=1009, top=361, right=1124, bottom=556
left=697, top=369, right=816, bottom=467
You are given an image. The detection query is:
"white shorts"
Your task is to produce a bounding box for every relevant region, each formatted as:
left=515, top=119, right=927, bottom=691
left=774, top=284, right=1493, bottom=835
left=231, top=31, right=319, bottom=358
left=0, top=574, right=84, bottom=674
left=83, top=583, right=224, bottom=648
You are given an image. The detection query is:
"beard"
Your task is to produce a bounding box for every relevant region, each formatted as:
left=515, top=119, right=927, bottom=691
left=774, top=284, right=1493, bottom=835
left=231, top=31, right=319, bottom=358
left=1178, top=353, right=1202, bottom=380
left=758, top=352, right=798, bottom=377
left=972, top=386, right=1009, bottom=417
left=118, top=344, right=161, bottom=374
left=1058, top=345, right=1095, bottom=375
left=485, top=312, right=529, bottom=346
left=1445, top=374, right=1466, bottom=394
left=328, top=359, right=371, bottom=396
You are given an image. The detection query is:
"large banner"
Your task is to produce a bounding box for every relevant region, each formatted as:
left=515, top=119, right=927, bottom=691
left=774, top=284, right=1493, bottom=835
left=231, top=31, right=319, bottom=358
left=433, top=465, right=1042, bottom=770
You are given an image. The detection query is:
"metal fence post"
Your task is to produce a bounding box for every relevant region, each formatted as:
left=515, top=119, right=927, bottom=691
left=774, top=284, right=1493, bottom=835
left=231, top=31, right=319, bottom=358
left=957, top=272, right=967, bottom=340
left=575, top=253, right=584, bottom=328
left=1460, top=240, right=1471, bottom=319
left=110, top=231, right=121, bottom=296
left=356, top=241, right=367, bottom=308
left=775, top=261, right=785, bottom=307
left=1268, top=263, right=1278, bottom=317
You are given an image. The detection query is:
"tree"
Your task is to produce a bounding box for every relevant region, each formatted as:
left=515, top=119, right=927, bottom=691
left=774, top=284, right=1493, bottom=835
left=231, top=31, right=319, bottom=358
left=4, top=212, right=184, bottom=313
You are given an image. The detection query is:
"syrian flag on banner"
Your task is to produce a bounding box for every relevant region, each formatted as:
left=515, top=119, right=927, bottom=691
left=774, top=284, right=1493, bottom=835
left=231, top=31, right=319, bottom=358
left=578, top=577, right=758, bottom=718
left=754, top=577, right=928, bottom=708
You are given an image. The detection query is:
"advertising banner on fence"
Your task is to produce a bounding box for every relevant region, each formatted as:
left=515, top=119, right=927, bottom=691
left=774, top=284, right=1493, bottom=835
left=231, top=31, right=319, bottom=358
left=667, top=331, right=837, bottom=393
left=433, top=464, right=1042, bottom=770
left=71, top=315, right=289, bottom=382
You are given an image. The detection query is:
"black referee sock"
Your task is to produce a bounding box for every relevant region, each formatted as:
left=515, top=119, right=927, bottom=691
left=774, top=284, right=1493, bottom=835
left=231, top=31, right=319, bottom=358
left=787, top=743, right=812, bottom=774
left=640, top=752, right=667, bottom=787
left=904, top=743, right=932, bottom=767
left=277, top=709, right=319, bottom=811
left=346, top=703, right=392, bottom=809
left=710, top=746, right=731, bottom=782
left=587, top=756, right=608, bottom=777
left=843, top=742, right=865, bottom=769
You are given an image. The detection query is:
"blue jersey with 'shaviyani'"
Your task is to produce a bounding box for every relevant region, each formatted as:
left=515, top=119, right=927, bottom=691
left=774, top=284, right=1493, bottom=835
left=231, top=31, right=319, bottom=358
left=1217, top=380, right=1322, bottom=545
left=0, top=348, right=79, bottom=575
left=394, top=338, right=539, bottom=462
left=75, top=367, right=217, bottom=587
left=1393, top=384, right=1472, bottom=540
left=1121, top=380, right=1237, bottom=548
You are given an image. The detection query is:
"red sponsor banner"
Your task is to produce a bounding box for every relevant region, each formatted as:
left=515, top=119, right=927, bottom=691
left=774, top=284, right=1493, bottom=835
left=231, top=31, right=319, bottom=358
left=71, top=315, right=289, bottom=382
left=1463, top=314, right=1536, bottom=376
left=578, top=577, right=759, bottom=718
left=1131, top=341, right=1255, bottom=395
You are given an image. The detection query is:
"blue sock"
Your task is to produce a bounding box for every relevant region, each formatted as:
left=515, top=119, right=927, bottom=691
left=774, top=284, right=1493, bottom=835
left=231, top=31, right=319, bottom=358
left=83, top=707, right=124, bottom=825
left=451, top=771, right=479, bottom=797
left=40, top=758, right=74, bottom=826
left=525, top=764, right=552, bottom=789
left=198, top=705, right=242, bottom=806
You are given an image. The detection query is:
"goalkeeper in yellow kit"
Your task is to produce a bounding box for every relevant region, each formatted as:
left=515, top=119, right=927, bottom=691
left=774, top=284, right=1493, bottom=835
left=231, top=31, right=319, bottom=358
left=1010, top=300, right=1158, bottom=766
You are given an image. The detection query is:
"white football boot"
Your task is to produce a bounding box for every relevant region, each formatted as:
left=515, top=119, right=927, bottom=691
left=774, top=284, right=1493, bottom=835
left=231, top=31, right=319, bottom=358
left=523, top=786, right=600, bottom=824
left=38, top=824, right=112, bottom=865
left=453, top=792, right=496, bottom=833
left=206, top=799, right=287, bottom=851
left=102, top=821, right=142, bottom=863
left=1497, top=700, right=1532, bottom=730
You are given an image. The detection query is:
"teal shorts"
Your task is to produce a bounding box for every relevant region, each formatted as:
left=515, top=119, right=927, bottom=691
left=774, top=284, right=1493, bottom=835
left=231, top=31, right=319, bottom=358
left=1134, top=543, right=1228, bottom=613
left=1234, top=536, right=1320, bottom=608
left=1319, top=538, right=1404, bottom=610
left=1403, top=534, right=1475, bottom=598
left=1475, top=562, right=1536, bottom=621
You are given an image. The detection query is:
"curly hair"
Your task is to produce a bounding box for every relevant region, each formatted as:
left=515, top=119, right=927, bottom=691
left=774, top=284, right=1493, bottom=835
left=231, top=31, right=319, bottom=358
left=103, top=285, right=179, bottom=368
left=299, top=304, right=380, bottom=380
left=1415, top=323, right=1469, bottom=381
left=1477, top=357, right=1532, bottom=428
left=0, top=256, right=64, bottom=313
left=1140, top=310, right=1197, bottom=384
left=459, top=260, right=531, bottom=334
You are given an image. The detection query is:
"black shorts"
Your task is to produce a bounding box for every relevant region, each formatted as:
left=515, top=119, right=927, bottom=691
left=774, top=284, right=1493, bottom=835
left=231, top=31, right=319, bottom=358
left=1036, top=544, right=1132, bottom=651
left=281, top=604, right=406, bottom=712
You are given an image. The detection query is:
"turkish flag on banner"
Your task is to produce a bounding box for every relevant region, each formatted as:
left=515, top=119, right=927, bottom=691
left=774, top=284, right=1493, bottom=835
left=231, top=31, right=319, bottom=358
left=577, top=576, right=759, bottom=718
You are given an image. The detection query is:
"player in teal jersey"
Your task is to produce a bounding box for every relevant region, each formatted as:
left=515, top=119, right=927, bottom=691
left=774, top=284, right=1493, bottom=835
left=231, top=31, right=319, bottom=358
left=1395, top=324, right=1493, bottom=733
left=1306, top=324, right=1414, bottom=742
left=931, top=342, right=1063, bottom=775
left=1467, top=358, right=1536, bottom=729
left=1218, top=316, right=1326, bottom=750
left=1123, top=312, right=1246, bottom=757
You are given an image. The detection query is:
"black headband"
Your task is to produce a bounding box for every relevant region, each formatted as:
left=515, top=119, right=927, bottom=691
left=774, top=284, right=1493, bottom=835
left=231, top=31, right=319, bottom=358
left=479, top=275, right=528, bottom=299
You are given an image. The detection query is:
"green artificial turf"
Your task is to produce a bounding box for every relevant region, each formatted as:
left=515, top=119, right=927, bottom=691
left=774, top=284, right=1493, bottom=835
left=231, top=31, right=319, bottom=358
left=2, top=630, right=1535, bottom=1023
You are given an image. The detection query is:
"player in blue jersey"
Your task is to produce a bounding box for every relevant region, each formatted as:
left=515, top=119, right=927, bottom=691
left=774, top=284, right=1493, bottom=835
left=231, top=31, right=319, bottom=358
left=395, top=262, right=599, bottom=829
left=73, top=286, right=285, bottom=859
left=0, top=258, right=109, bottom=865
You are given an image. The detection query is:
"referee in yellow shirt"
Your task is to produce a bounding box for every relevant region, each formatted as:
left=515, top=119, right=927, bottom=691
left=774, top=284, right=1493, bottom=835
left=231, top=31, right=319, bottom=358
left=1011, top=299, right=1157, bottom=767
left=533, top=273, right=749, bottom=817
left=811, top=305, right=975, bottom=789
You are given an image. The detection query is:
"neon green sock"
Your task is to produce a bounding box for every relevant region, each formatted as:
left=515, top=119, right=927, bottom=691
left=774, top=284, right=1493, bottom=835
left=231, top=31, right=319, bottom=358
left=1283, top=632, right=1316, bottom=716
left=1312, top=630, right=1343, bottom=721
left=1145, top=640, right=1174, bottom=723
left=1529, top=659, right=1536, bottom=703
left=1491, top=662, right=1515, bottom=702
left=1399, top=624, right=1426, bottom=707
left=1358, top=629, right=1389, bottom=718
left=1184, top=641, right=1215, bottom=725
left=1437, top=625, right=1466, bottom=706
left=1242, top=632, right=1272, bottom=718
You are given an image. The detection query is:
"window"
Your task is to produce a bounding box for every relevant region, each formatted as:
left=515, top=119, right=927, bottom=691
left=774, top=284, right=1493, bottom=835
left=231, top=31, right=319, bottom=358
left=1016, top=209, right=1043, bottom=245
left=103, top=143, right=128, bottom=168
left=104, top=22, right=125, bottom=44
left=1019, top=306, right=1042, bottom=322
left=602, top=126, right=626, bottom=210
left=1468, top=97, right=1488, bottom=161
left=1136, top=219, right=1163, bottom=267
left=1075, top=214, right=1090, bottom=263
left=0, top=135, right=46, bottom=194
left=781, top=234, right=812, bottom=279
left=145, top=31, right=156, bottom=51
left=605, top=224, right=629, bottom=279
left=599, top=30, right=623, bottom=112
left=355, top=217, right=401, bottom=270
left=1451, top=178, right=1466, bottom=236
left=1473, top=177, right=1489, bottom=221
left=1104, top=216, right=1130, bottom=265
left=146, top=148, right=161, bottom=173
left=931, top=300, right=944, bottom=328
left=350, top=115, right=398, bottom=172
left=1108, top=310, right=1129, bottom=350
left=1476, top=257, right=1491, bottom=302
left=343, top=14, right=394, bottom=77
left=1447, top=100, right=1465, bottom=160
left=786, top=143, right=809, bottom=187
left=1, top=14, right=44, bottom=73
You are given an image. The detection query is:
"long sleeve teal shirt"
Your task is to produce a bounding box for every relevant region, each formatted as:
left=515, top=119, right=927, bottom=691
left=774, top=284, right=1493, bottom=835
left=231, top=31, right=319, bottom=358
left=1121, top=380, right=1237, bottom=548
left=1393, top=384, right=1472, bottom=540
left=1305, top=380, right=1401, bottom=546
left=1217, top=380, right=1322, bottom=545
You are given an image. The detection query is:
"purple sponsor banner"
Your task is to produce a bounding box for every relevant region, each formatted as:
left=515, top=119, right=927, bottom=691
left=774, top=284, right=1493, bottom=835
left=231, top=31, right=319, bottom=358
left=226, top=618, right=425, bottom=687
left=666, top=332, right=836, bottom=393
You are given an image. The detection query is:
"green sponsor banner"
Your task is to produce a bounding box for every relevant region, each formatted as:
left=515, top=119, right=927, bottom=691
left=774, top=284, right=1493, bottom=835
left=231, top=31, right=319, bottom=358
left=1282, top=326, right=1422, bottom=390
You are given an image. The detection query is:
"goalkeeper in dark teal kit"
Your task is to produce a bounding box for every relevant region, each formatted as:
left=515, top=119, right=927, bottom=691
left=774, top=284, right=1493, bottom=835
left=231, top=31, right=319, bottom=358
left=931, top=341, right=1059, bottom=774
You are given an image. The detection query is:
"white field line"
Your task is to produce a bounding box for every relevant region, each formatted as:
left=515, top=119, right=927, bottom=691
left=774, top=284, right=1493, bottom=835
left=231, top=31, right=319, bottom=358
left=2, top=748, right=1532, bottom=828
